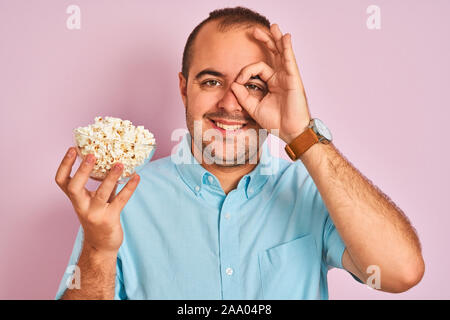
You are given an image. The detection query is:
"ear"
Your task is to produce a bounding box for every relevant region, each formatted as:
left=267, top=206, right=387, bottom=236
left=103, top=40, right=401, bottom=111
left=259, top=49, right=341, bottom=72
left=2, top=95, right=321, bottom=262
left=178, top=72, right=187, bottom=108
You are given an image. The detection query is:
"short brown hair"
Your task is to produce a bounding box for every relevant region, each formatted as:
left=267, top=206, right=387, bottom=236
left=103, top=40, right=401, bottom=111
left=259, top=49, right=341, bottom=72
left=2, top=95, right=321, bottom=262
left=181, top=6, right=271, bottom=82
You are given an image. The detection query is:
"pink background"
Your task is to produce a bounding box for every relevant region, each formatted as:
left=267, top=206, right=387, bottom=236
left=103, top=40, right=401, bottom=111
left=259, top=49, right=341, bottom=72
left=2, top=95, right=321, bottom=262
left=1, top=0, right=449, bottom=299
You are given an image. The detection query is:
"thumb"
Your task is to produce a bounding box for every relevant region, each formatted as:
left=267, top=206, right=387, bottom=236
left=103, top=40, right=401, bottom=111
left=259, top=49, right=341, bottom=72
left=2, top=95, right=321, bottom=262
left=230, top=82, right=259, bottom=118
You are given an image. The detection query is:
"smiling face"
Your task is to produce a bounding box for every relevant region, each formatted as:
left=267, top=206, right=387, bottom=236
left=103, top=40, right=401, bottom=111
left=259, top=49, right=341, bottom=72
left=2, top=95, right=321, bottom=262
left=179, top=20, right=274, bottom=167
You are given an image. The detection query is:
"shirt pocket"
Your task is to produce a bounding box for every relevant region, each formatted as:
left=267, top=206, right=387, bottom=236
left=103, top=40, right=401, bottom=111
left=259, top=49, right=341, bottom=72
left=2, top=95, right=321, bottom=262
left=258, top=233, right=321, bottom=299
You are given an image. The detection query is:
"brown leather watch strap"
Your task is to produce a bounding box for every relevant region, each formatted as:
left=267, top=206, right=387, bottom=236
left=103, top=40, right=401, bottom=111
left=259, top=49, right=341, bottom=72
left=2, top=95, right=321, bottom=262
left=285, top=127, right=319, bottom=161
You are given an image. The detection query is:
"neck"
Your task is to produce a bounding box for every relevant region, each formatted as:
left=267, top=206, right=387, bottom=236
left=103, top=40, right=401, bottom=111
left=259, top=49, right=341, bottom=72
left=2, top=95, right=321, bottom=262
left=191, top=138, right=261, bottom=195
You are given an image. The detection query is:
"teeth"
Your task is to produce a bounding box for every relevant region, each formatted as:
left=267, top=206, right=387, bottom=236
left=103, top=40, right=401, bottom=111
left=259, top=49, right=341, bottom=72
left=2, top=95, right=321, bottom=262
left=215, top=121, right=244, bottom=131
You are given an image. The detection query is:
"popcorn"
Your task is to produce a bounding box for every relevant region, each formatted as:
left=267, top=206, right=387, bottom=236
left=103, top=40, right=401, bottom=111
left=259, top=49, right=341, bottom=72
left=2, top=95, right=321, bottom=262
left=73, top=116, right=156, bottom=181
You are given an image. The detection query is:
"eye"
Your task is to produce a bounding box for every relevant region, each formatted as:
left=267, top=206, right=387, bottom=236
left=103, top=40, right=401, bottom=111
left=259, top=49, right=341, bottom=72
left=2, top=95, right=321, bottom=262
left=201, top=80, right=265, bottom=93
left=245, top=83, right=264, bottom=92
left=202, top=80, right=221, bottom=87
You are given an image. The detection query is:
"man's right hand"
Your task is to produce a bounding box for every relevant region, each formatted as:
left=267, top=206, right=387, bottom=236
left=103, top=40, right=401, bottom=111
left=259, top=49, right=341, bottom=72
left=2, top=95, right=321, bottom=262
left=55, top=147, right=140, bottom=256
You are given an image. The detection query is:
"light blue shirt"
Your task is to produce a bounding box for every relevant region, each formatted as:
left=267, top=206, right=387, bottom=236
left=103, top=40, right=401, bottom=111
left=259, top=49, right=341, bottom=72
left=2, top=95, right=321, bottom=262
left=55, top=131, right=357, bottom=300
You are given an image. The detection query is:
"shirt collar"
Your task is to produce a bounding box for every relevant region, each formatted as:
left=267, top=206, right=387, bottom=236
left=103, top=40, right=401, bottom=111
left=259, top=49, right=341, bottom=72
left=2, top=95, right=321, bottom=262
left=173, top=131, right=272, bottom=198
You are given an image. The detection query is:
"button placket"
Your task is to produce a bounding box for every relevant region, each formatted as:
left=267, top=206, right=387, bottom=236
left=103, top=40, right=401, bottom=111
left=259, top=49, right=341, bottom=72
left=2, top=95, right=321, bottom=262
left=218, top=194, right=241, bottom=299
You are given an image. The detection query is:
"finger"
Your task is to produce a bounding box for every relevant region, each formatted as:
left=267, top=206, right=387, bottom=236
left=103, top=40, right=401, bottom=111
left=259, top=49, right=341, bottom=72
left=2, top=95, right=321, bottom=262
left=235, top=61, right=275, bottom=85
left=91, top=163, right=124, bottom=207
left=272, top=24, right=302, bottom=82
left=252, top=27, right=280, bottom=56
left=55, top=147, right=77, bottom=192
left=230, top=82, right=261, bottom=118
left=109, top=174, right=140, bottom=214
left=232, top=61, right=275, bottom=117
left=270, top=24, right=284, bottom=56
left=282, top=33, right=303, bottom=81
left=67, top=153, right=96, bottom=199
left=108, top=183, right=119, bottom=203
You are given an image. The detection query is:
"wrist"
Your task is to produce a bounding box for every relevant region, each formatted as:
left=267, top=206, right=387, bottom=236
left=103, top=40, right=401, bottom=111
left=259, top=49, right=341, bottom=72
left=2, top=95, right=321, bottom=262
left=299, top=140, right=334, bottom=168
left=283, top=120, right=311, bottom=144
left=82, top=242, right=118, bottom=262
left=283, top=130, right=305, bottom=145
left=299, top=140, right=322, bottom=162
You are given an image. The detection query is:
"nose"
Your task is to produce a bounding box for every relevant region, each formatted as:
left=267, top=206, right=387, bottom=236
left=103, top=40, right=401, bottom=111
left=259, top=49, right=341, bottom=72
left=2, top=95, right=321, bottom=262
left=218, top=85, right=243, bottom=113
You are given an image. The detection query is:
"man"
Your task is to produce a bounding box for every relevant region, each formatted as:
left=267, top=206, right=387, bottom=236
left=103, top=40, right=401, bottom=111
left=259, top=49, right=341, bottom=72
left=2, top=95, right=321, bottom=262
left=54, top=6, right=424, bottom=300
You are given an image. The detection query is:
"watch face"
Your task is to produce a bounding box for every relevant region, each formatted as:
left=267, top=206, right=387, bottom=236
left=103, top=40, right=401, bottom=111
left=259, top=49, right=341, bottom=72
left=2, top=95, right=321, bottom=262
left=313, top=118, right=332, bottom=141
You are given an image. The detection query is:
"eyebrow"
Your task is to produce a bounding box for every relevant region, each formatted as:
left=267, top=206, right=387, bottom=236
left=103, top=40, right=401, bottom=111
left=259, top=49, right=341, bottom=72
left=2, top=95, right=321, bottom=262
left=194, top=68, right=263, bottom=82
left=194, top=69, right=224, bottom=80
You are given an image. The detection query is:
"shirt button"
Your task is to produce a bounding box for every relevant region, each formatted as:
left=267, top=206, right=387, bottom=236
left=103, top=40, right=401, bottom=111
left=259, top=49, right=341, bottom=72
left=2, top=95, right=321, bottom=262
left=224, top=213, right=231, bottom=220
left=225, top=267, right=233, bottom=276
left=248, top=187, right=254, bottom=194
left=195, top=185, right=200, bottom=192
left=208, top=176, right=213, bottom=184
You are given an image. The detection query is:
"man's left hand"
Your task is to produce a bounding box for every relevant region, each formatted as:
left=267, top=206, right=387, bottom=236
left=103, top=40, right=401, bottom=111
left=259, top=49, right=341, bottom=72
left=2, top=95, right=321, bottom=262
left=231, top=23, right=311, bottom=144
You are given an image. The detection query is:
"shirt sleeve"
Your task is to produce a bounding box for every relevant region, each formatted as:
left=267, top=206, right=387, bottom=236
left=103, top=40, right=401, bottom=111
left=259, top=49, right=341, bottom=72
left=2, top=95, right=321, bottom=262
left=54, top=225, right=84, bottom=300
left=54, top=225, right=127, bottom=299
left=323, top=214, right=346, bottom=269
left=114, top=255, right=127, bottom=299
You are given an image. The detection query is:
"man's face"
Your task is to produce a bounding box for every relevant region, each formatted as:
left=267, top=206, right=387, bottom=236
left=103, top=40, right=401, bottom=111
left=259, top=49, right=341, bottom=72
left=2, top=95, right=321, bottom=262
left=179, top=21, right=274, bottom=166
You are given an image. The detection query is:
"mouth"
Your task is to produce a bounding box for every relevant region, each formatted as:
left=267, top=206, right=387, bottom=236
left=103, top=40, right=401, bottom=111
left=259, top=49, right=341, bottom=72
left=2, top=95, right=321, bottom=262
left=208, top=118, right=249, bottom=134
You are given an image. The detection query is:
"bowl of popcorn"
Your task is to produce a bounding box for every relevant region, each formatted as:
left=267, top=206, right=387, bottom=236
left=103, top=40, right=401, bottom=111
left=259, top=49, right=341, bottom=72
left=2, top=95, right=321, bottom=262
left=73, top=116, right=156, bottom=184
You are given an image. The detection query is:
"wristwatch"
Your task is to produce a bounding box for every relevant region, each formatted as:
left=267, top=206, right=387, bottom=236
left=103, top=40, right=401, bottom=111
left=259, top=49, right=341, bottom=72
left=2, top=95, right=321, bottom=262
left=284, top=118, right=332, bottom=161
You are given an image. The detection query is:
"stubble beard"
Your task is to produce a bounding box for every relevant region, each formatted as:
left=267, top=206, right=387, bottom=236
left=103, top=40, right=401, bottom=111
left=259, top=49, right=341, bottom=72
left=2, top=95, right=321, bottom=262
left=185, top=104, right=260, bottom=167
